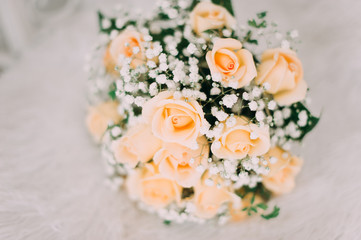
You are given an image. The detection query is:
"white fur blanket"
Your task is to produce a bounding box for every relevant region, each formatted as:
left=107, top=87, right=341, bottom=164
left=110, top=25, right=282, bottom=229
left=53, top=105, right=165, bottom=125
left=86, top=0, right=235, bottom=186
left=1, top=0, right=361, bottom=239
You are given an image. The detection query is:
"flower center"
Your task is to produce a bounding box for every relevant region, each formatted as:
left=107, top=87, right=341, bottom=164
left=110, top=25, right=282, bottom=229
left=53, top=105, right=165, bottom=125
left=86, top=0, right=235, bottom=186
left=235, top=144, right=250, bottom=153
left=169, top=114, right=193, bottom=129
left=177, top=163, right=192, bottom=174
left=172, top=116, right=178, bottom=124
left=179, top=161, right=187, bottom=166
left=214, top=51, right=237, bottom=73
left=205, top=204, right=217, bottom=211
left=224, top=129, right=253, bottom=154
left=210, top=10, right=220, bottom=18
left=227, top=62, right=235, bottom=70
left=288, top=62, right=297, bottom=72
left=147, top=190, right=169, bottom=202
left=123, top=37, right=140, bottom=57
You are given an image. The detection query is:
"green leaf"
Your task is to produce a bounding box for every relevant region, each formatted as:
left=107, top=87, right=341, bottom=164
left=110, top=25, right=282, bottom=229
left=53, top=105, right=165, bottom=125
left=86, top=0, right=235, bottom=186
left=248, top=19, right=267, bottom=28
left=243, top=30, right=258, bottom=45
left=257, top=11, right=267, bottom=19
left=256, top=203, right=268, bottom=210
left=97, top=11, right=105, bottom=32
left=258, top=20, right=267, bottom=28
left=250, top=207, right=258, bottom=213
left=132, top=105, right=142, bottom=116
left=202, top=29, right=220, bottom=37
left=97, top=11, right=115, bottom=34
left=248, top=39, right=258, bottom=45
left=235, top=183, right=270, bottom=201
left=275, top=102, right=320, bottom=141
left=108, top=82, right=117, bottom=100
left=261, top=206, right=280, bottom=220
left=247, top=19, right=258, bottom=28
left=121, top=113, right=129, bottom=125
left=163, top=220, right=172, bottom=225
left=258, top=183, right=272, bottom=201
left=202, top=29, right=216, bottom=34
left=211, top=0, right=234, bottom=16
left=250, top=193, right=256, bottom=204
left=181, top=187, right=195, bottom=199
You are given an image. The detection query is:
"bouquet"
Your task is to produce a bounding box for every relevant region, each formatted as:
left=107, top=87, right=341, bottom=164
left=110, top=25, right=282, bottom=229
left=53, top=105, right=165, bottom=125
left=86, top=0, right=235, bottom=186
left=84, top=0, right=319, bottom=224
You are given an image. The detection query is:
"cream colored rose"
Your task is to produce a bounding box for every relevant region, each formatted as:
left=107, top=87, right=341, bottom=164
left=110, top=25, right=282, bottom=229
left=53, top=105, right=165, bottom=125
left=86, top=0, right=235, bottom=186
left=262, top=146, right=303, bottom=195
left=86, top=101, right=122, bottom=142
left=193, top=174, right=241, bottom=219
left=103, top=46, right=118, bottom=76
left=125, top=163, right=181, bottom=209
left=153, top=136, right=209, bottom=188
left=190, top=2, right=236, bottom=36
left=206, top=38, right=257, bottom=89
left=108, top=29, right=146, bottom=69
left=142, top=91, right=206, bottom=149
left=211, top=117, right=270, bottom=160
left=111, top=123, right=162, bottom=168
left=255, top=48, right=307, bottom=106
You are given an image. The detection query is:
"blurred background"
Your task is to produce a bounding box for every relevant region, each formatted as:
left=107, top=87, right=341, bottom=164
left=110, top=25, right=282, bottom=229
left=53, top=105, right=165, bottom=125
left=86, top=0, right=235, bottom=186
left=0, top=0, right=80, bottom=74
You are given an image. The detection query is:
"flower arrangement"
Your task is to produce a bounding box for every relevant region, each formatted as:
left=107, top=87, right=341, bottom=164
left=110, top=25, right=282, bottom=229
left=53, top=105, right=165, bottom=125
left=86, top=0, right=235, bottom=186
left=84, top=0, right=319, bottom=224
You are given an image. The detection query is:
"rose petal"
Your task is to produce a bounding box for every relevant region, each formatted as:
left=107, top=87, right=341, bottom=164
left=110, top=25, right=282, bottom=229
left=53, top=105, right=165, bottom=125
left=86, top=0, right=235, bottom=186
left=212, top=38, right=243, bottom=53
left=274, top=78, right=307, bottom=106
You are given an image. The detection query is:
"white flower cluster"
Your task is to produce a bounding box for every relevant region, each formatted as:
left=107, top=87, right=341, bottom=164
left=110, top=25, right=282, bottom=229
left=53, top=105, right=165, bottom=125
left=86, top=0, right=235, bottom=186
left=270, top=105, right=311, bottom=149
left=85, top=0, right=319, bottom=224
left=138, top=200, right=230, bottom=225
left=234, top=15, right=301, bottom=59
left=84, top=36, right=116, bottom=104
left=101, top=129, right=129, bottom=191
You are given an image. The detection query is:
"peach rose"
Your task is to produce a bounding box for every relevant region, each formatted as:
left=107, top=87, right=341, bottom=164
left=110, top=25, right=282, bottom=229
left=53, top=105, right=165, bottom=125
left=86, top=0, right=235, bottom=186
left=211, top=117, right=270, bottom=160
left=108, top=29, right=146, bottom=69
left=206, top=38, right=257, bottom=89
left=142, top=91, right=206, bottom=149
left=153, top=136, right=209, bottom=188
left=126, top=163, right=181, bottom=209
left=103, top=46, right=119, bottom=76
left=111, top=123, right=162, bottom=168
left=193, top=174, right=241, bottom=219
left=190, top=2, right=236, bottom=36
left=262, top=146, right=303, bottom=195
left=86, top=101, right=122, bottom=142
left=255, top=48, right=307, bottom=106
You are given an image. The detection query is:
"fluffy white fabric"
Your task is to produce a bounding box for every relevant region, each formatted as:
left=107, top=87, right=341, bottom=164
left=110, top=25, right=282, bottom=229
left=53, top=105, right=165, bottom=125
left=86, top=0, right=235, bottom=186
left=1, top=0, right=361, bottom=239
